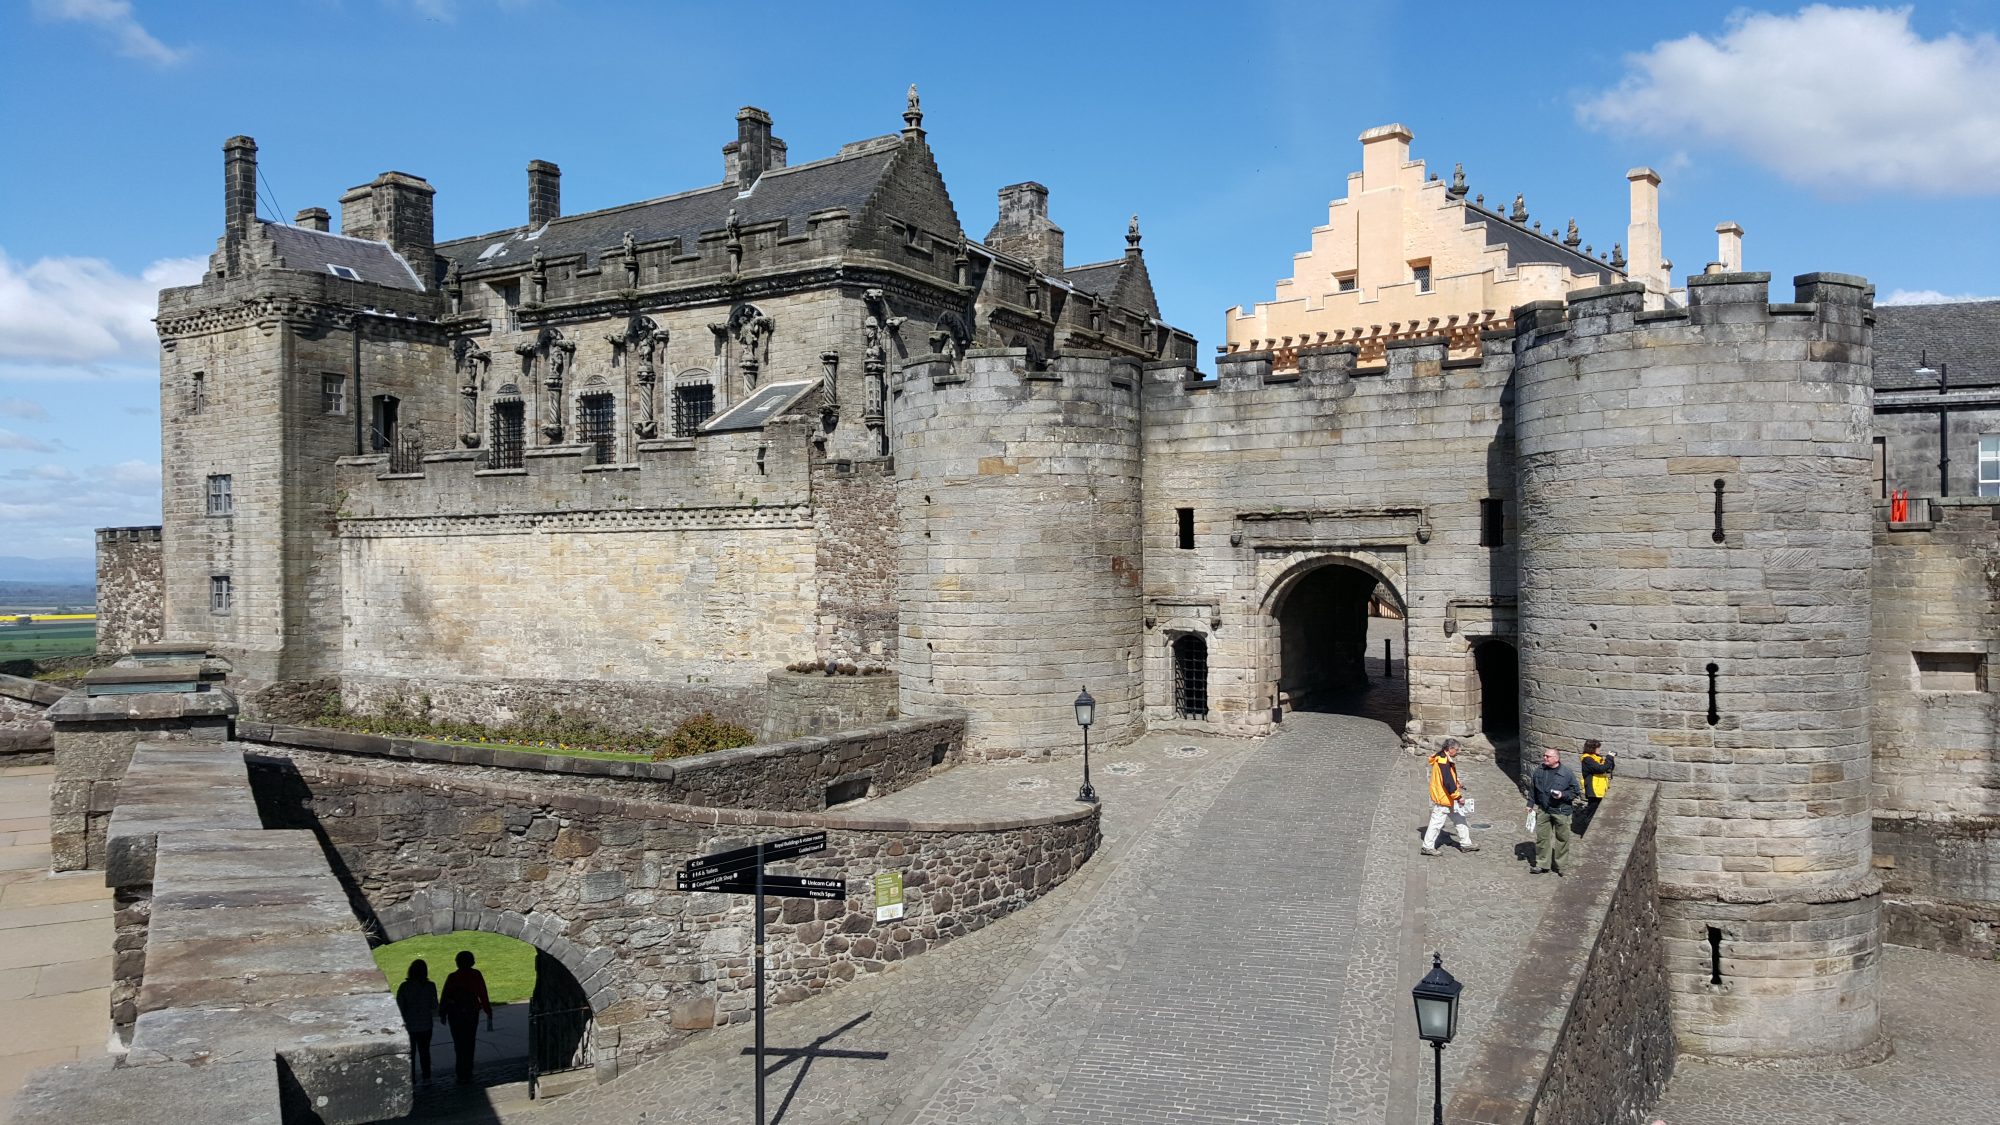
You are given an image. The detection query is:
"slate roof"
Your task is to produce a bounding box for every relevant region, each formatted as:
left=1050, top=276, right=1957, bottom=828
left=262, top=222, right=424, bottom=291
left=1872, top=300, right=2000, bottom=390
left=1461, top=202, right=1621, bottom=284
left=437, top=137, right=905, bottom=275
left=1062, top=260, right=1126, bottom=298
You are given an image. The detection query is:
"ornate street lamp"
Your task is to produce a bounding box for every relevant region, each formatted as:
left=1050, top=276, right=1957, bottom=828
left=1074, top=686, right=1098, bottom=804
left=1412, top=951, right=1462, bottom=1125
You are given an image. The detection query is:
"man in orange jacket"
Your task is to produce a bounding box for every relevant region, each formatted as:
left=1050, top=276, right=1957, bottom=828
left=1421, top=738, right=1479, bottom=856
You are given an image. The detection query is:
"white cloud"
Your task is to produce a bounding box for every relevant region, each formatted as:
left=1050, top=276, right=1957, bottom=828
left=0, top=459, right=161, bottom=557
left=1879, top=289, right=2000, bottom=305
left=0, top=398, right=47, bottom=420
left=1580, top=6, right=2000, bottom=196
left=32, top=0, right=186, bottom=65
left=0, top=248, right=204, bottom=369
left=0, top=429, right=59, bottom=454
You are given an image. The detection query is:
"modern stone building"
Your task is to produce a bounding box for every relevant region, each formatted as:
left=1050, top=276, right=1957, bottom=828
left=128, top=102, right=2000, bottom=1071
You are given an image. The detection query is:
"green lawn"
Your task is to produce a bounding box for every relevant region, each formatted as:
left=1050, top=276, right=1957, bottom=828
left=439, top=738, right=651, bottom=763
left=373, top=930, right=538, bottom=1005
left=0, top=621, right=94, bottom=662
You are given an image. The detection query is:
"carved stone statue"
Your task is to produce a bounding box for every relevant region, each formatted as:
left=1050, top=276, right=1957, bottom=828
left=630, top=315, right=662, bottom=439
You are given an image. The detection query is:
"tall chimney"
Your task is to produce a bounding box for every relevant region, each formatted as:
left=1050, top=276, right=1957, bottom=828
left=984, top=182, right=1064, bottom=275
left=223, top=135, right=258, bottom=271
left=724, top=107, right=785, bottom=189
left=1715, top=221, right=1744, bottom=273
left=340, top=171, right=437, bottom=287
left=1626, top=167, right=1665, bottom=304
left=528, top=160, right=560, bottom=228
left=294, top=207, right=330, bottom=232
left=1357, top=123, right=1414, bottom=191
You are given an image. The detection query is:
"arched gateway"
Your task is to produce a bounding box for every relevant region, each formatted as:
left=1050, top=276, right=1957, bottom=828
left=1262, top=554, right=1409, bottom=731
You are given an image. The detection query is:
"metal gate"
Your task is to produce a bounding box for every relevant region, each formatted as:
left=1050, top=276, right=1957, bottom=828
left=1173, top=633, right=1210, bottom=719
left=527, top=1003, right=593, bottom=1098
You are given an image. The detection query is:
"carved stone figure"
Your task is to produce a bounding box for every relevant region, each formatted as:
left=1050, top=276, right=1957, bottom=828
left=454, top=338, right=489, bottom=448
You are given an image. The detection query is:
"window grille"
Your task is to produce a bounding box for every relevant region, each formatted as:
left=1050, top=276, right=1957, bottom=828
left=388, top=423, right=424, bottom=474
left=1412, top=263, right=1432, bottom=293
left=1173, top=633, right=1210, bottom=720
left=579, top=393, right=616, bottom=465
left=674, top=383, right=714, bottom=436
left=322, top=374, right=346, bottom=415
left=490, top=401, right=526, bottom=469
left=209, top=575, right=232, bottom=614
left=205, top=474, right=232, bottom=516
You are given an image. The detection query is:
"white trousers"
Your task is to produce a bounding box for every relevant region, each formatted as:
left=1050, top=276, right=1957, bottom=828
left=1424, top=803, right=1471, bottom=848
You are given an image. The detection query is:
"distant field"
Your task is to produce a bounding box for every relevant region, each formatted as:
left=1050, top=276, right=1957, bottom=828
left=0, top=620, right=95, bottom=661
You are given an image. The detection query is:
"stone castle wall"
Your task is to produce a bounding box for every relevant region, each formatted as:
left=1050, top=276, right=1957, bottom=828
left=94, top=527, right=163, bottom=657
left=894, top=349, right=1145, bottom=758
left=1139, top=334, right=1517, bottom=741
left=1868, top=497, right=2000, bottom=959
left=1514, top=273, right=1883, bottom=1064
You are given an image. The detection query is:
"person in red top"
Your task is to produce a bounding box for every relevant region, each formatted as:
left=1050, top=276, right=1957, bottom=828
left=438, top=949, right=494, bottom=1086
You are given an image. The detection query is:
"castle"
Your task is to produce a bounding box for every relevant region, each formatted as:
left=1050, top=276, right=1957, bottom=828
left=126, top=103, right=1999, bottom=1069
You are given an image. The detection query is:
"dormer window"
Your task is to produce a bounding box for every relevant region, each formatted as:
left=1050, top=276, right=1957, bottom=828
left=327, top=264, right=360, bottom=280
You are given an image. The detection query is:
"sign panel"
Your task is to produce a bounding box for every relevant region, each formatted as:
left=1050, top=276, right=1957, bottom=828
left=873, top=870, right=905, bottom=922
left=677, top=871, right=847, bottom=899
left=684, top=832, right=828, bottom=880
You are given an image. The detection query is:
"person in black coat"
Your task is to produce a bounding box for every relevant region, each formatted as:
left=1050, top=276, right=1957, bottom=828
left=395, top=959, right=439, bottom=1082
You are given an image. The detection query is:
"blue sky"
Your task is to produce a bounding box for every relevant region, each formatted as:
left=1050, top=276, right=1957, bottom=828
left=4, top=0, right=1999, bottom=561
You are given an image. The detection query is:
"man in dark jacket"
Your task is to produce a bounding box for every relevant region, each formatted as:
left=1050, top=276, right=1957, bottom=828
left=439, top=950, right=494, bottom=1086
left=1526, top=747, right=1581, bottom=875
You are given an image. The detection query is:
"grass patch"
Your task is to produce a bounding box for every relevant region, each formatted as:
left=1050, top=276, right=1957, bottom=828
left=435, top=737, right=648, bottom=763
left=0, top=620, right=94, bottom=662
left=374, top=930, right=537, bottom=1005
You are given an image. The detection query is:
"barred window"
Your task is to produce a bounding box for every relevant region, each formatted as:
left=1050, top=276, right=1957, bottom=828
left=209, top=575, right=232, bottom=614
left=579, top=393, right=616, bottom=465
left=490, top=400, right=525, bottom=469
left=205, top=474, right=233, bottom=516
left=674, top=382, right=714, bottom=436
left=1173, top=633, right=1210, bottom=720
left=191, top=372, right=207, bottom=414
left=322, top=374, right=346, bottom=415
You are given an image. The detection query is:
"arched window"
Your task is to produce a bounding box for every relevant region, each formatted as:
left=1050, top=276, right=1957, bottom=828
left=1173, top=633, right=1210, bottom=720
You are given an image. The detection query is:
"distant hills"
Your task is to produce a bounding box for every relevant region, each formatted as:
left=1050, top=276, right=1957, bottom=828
left=0, top=557, right=95, bottom=584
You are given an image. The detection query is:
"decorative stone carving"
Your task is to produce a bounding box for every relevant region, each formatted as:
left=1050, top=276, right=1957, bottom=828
left=453, top=338, right=490, bottom=448
left=723, top=303, right=773, bottom=390
left=528, top=326, right=571, bottom=442
left=621, top=230, right=639, bottom=287
left=530, top=248, right=548, bottom=304
left=1565, top=218, right=1581, bottom=248
left=820, top=350, right=839, bottom=422
left=862, top=316, right=886, bottom=427
left=444, top=259, right=463, bottom=314
left=1511, top=193, right=1528, bottom=223
left=621, top=315, right=663, bottom=438
left=1447, top=162, right=1467, bottom=200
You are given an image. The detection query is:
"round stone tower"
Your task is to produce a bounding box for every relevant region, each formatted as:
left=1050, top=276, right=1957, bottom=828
left=1514, top=273, right=1883, bottom=1065
left=893, top=347, right=1145, bottom=758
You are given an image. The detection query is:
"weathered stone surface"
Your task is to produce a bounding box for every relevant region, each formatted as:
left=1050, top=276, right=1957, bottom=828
left=12, top=1057, right=280, bottom=1125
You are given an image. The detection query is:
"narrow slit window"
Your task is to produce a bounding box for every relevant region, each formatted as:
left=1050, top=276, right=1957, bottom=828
left=1712, top=479, right=1726, bottom=543
left=1871, top=437, right=1886, bottom=499
left=1480, top=498, right=1506, bottom=547
left=190, top=371, right=206, bottom=414
left=1176, top=507, right=1195, bottom=550
left=1707, top=926, right=1724, bottom=985
left=1706, top=662, right=1721, bottom=726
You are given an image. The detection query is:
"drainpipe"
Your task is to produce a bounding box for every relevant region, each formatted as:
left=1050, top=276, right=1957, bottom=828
left=1939, top=361, right=1950, bottom=498
left=352, top=313, right=366, bottom=456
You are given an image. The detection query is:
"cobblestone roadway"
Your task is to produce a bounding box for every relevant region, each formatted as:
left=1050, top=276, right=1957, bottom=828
left=519, top=713, right=1403, bottom=1125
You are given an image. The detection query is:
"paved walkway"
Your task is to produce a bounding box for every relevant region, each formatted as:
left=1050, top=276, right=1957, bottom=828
left=0, top=765, right=113, bottom=1125
left=521, top=713, right=1417, bottom=1125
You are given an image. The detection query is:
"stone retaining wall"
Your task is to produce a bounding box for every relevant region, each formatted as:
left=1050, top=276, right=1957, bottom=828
left=247, top=749, right=1099, bottom=1075
left=238, top=714, right=960, bottom=811
left=1448, top=782, right=1672, bottom=1125
left=1875, top=814, right=2000, bottom=960
left=761, top=668, right=899, bottom=742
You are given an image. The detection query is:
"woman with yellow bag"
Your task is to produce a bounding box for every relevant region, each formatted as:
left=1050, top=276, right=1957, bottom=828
left=1577, top=739, right=1614, bottom=834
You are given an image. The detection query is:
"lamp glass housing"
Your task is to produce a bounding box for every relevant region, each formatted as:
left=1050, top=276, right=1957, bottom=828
left=1412, top=955, right=1462, bottom=1045
left=1074, top=687, right=1095, bottom=729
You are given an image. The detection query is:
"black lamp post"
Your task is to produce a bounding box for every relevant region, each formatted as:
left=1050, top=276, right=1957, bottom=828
left=1074, top=685, right=1098, bottom=804
left=1412, top=951, right=1462, bottom=1125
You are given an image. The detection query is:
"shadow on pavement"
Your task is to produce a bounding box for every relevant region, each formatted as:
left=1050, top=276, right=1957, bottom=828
left=740, top=1011, right=890, bottom=1124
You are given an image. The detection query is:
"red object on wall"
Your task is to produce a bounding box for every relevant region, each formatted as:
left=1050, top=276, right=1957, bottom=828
left=1891, top=489, right=1909, bottom=522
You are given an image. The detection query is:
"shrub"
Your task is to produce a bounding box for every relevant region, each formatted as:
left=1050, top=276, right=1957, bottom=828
left=654, top=712, right=755, bottom=761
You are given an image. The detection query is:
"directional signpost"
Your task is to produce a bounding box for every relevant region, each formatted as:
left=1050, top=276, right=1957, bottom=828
left=680, top=832, right=844, bottom=1125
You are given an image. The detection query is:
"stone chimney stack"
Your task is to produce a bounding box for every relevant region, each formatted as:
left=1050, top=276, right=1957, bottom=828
left=984, top=182, right=1065, bottom=274
left=1357, top=123, right=1414, bottom=190
left=723, top=107, right=787, bottom=190
left=528, top=160, right=560, bottom=228
left=1626, top=167, right=1666, bottom=304
left=294, top=207, right=330, bottom=232
left=223, top=135, right=258, bottom=271
left=1715, top=221, right=1744, bottom=273
left=340, top=171, right=437, bottom=285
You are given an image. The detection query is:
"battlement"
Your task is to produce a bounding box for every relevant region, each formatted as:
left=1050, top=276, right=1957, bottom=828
left=95, top=526, right=162, bottom=545
left=1514, top=271, right=1872, bottom=354
left=333, top=416, right=815, bottom=526
left=899, top=347, right=1148, bottom=398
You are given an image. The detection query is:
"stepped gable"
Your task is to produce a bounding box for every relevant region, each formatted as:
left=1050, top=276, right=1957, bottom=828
left=1460, top=199, right=1620, bottom=281
left=260, top=222, right=425, bottom=290
left=436, top=136, right=906, bottom=275
left=1872, top=298, right=2000, bottom=389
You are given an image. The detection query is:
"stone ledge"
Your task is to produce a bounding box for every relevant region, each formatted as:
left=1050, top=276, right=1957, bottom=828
left=0, top=672, right=67, bottom=707
left=48, top=686, right=236, bottom=724
left=12, top=1057, right=280, bottom=1125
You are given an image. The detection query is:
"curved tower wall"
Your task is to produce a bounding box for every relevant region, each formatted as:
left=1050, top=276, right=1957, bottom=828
left=1514, top=274, right=1882, bottom=1064
left=894, top=349, right=1145, bottom=758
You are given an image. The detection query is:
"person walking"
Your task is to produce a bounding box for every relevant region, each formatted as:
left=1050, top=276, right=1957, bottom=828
left=395, top=959, right=438, bottom=1082
left=1421, top=738, right=1479, bottom=856
left=1527, top=746, right=1581, bottom=875
left=438, top=949, right=494, bottom=1086
left=1577, top=738, right=1615, bottom=834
